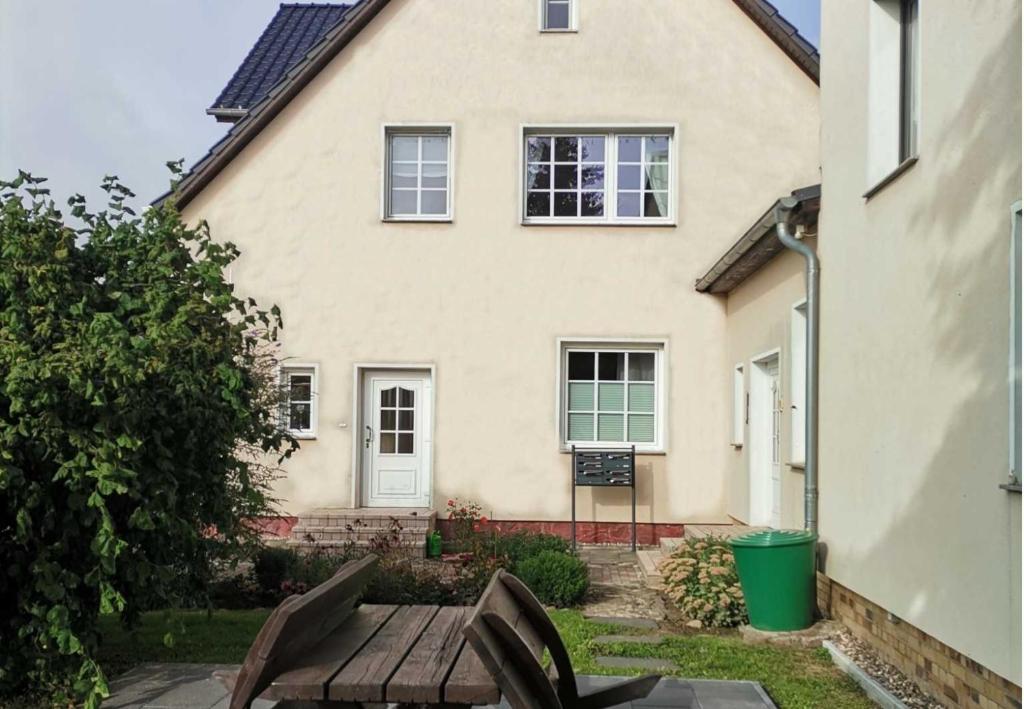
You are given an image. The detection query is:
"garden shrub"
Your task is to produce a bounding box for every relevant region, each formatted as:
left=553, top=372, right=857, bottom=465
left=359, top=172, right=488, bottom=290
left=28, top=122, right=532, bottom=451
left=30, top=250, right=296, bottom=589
left=253, top=547, right=298, bottom=596
left=496, top=531, right=571, bottom=572
left=659, top=537, right=748, bottom=628
left=514, top=551, right=589, bottom=607
left=0, top=170, right=294, bottom=706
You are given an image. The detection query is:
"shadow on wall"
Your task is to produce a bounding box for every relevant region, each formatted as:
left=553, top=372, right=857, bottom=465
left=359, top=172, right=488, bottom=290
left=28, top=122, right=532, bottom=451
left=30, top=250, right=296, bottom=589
left=822, top=10, right=1022, bottom=687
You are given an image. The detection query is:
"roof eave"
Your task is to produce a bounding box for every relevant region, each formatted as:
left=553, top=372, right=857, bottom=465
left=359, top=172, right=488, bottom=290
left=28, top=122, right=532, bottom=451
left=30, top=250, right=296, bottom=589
left=205, top=107, right=248, bottom=123
left=162, top=0, right=392, bottom=210
left=695, top=184, right=820, bottom=294
left=730, top=0, right=820, bottom=85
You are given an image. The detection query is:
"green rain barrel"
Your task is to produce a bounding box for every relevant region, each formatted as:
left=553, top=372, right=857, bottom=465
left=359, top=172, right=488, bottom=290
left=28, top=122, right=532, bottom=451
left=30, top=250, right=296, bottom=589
left=730, top=530, right=817, bottom=631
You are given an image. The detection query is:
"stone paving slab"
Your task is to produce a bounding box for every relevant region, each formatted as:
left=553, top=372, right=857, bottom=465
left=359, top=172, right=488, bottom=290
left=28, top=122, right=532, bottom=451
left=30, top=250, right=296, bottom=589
left=105, top=664, right=775, bottom=709
left=585, top=615, right=661, bottom=629
left=593, top=633, right=666, bottom=645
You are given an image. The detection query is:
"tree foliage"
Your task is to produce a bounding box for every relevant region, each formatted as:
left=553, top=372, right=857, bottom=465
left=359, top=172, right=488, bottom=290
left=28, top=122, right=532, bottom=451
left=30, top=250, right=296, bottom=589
left=0, top=169, right=295, bottom=706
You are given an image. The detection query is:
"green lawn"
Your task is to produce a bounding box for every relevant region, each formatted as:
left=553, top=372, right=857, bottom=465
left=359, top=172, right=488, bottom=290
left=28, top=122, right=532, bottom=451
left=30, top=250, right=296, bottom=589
left=96, top=609, right=870, bottom=709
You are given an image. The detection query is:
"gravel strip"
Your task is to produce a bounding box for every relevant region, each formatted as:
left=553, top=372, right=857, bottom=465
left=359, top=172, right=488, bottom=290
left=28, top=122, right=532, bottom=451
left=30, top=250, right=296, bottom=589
left=830, top=630, right=942, bottom=709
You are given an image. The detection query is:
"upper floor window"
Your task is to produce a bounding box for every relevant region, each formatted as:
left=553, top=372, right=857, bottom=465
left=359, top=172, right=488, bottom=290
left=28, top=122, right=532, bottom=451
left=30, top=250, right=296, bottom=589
left=541, top=0, right=576, bottom=31
left=865, top=0, right=919, bottom=193
left=383, top=126, right=452, bottom=221
left=281, top=364, right=318, bottom=439
left=522, top=128, right=675, bottom=225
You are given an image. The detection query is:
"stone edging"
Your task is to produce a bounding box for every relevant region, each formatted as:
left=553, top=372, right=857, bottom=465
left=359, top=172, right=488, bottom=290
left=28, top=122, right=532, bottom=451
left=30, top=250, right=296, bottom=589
left=823, top=639, right=909, bottom=709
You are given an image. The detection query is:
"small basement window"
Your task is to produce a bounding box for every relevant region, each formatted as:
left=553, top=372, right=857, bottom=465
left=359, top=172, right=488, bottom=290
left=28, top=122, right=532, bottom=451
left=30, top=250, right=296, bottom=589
left=541, top=0, right=575, bottom=31
left=281, top=364, right=318, bottom=438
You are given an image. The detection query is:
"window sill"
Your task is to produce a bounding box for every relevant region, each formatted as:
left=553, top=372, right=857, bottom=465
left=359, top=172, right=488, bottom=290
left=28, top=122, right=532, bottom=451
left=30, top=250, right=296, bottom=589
left=731, top=443, right=743, bottom=449
left=522, top=219, right=676, bottom=228
left=788, top=461, right=806, bottom=470
left=863, top=156, right=918, bottom=200
left=383, top=216, right=452, bottom=223
left=540, top=28, right=578, bottom=33
left=560, top=446, right=665, bottom=456
left=289, top=432, right=318, bottom=440
left=1000, top=482, right=1021, bottom=494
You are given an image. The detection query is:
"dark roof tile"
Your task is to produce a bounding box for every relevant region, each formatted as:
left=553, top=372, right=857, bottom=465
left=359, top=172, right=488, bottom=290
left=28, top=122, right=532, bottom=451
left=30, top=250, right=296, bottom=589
left=209, top=3, right=352, bottom=114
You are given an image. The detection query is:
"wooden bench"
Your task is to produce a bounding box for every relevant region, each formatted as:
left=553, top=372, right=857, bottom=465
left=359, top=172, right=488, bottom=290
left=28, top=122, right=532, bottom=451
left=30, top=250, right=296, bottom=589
left=217, top=553, right=379, bottom=709
left=463, top=569, right=661, bottom=709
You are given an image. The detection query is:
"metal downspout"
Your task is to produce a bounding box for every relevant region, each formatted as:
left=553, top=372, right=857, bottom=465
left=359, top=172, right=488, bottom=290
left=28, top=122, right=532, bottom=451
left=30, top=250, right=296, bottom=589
left=774, top=197, right=819, bottom=535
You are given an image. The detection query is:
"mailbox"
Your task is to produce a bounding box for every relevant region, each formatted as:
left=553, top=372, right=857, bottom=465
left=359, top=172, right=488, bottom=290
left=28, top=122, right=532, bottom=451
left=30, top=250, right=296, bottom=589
left=571, top=446, right=637, bottom=551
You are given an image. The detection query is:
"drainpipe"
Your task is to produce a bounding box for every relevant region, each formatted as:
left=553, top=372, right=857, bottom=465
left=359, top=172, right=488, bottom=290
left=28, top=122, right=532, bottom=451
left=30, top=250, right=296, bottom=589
left=774, top=197, right=819, bottom=536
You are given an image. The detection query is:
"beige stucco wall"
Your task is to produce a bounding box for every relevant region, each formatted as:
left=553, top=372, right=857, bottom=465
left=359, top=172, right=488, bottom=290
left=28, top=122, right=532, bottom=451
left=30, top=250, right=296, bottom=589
left=724, top=238, right=814, bottom=530
left=181, top=0, right=819, bottom=526
left=819, top=0, right=1021, bottom=684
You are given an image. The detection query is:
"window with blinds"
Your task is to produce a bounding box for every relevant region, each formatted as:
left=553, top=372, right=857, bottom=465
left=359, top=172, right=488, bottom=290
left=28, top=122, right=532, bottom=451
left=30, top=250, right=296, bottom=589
left=562, top=346, right=662, bottom=449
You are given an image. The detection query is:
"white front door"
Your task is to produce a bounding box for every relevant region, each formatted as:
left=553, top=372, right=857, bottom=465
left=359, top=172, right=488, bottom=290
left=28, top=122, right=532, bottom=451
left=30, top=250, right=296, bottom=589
left=361, top=370, right=431, bottom=507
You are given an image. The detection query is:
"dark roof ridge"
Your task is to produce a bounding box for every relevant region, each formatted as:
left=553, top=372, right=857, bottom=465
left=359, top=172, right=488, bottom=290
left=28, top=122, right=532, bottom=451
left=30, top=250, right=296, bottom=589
left=731, top=0, right=819, bottom=84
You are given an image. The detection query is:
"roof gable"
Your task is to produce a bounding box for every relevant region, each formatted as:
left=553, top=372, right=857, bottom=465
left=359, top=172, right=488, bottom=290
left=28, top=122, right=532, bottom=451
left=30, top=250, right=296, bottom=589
left=166, top=0, right=818, bottom=209
left=208, top=3, right=353, bottom=122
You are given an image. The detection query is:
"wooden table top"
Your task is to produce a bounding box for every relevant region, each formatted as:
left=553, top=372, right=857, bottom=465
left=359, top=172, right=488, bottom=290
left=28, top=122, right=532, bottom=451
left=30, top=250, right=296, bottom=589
left=265, top=604, right=500, bottom=706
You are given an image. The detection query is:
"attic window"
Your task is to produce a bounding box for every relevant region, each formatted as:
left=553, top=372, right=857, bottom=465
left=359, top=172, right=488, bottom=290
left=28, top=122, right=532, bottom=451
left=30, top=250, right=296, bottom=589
left=541, top=0, right=576, bottom=31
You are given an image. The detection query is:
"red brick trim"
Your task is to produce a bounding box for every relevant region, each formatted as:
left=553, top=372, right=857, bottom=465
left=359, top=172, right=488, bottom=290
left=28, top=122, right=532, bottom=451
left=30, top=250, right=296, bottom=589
left=435, top=519, right=684, bottom=546
left=251, top=516, right=299, bottom=538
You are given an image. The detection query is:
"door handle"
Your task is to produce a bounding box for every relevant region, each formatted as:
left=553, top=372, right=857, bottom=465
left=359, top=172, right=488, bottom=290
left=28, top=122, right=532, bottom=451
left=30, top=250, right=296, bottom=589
left=365, top=425, right=373, bottom=449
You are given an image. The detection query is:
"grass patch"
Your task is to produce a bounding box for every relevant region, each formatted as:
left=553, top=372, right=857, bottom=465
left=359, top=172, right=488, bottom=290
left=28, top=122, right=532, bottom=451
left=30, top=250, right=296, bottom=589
left=94, top=608, right=870, bottom=709
left=548, top=610, right=872, bottom=709
left=96, top=609, right=271, bottom=679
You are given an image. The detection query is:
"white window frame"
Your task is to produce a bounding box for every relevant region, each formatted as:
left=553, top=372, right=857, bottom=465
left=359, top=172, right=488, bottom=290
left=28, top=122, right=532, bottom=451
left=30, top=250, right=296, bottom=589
left=519, top=124, right=678, bottom=226
left=381, top=123, right=454, bottom=222
left=281, top=363, right=319, bottom=439
left=556, top=338, right=667, bottom=453
left=539, top=0, right=577, bottom=32
left=790, top=300, right=808, bottom=466
left=732, top=363, right=745, bottom=447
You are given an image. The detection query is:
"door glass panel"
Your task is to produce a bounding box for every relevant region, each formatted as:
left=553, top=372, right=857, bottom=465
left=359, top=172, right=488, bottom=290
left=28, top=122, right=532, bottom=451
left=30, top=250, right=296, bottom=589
left=380, top=409, right=396, bottom=430
left=380, top=432, right=396, bottom=454
left=398, top=409, right=414, bottom=431
left=398, top=433, right=414, bottom=454
left=399, top=388, right=415, bottom=408
left=381, top=387, right=397, bottom=407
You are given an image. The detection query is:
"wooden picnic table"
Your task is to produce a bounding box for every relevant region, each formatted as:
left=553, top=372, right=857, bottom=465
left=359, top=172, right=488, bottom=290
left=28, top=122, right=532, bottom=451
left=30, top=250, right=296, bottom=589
left=262, top=603, right=499, bottom=706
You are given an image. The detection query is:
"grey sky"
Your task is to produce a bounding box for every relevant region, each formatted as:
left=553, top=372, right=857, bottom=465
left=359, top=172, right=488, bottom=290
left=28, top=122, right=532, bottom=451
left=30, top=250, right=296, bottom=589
left=0, top=0, right=819, bottom=213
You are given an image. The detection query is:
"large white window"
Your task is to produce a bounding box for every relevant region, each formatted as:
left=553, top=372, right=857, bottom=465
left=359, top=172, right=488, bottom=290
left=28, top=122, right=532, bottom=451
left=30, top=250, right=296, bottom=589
left=383, top=126, right=452, bottom=220
left=790, top=302, right=808, bottom=465
left=732, top=364, right=745, bottom=447
left=523, top=128, right=674, bottom=225
left=540, top=0, right=575, bottom=31
left=560, top=343, right=663, bottom=450
left=281, top=364, right=318, bottom=438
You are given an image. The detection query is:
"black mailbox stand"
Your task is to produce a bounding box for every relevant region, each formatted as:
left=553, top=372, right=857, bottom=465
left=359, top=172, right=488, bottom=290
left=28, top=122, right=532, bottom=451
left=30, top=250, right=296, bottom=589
left=571, top=445, right=637, bottom=552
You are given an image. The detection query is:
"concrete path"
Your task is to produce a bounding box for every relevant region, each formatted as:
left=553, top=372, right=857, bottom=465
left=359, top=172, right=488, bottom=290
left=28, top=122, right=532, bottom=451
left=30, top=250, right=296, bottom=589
left=579, top=546, right=667, bottom=622
left=104, top=664, right=776, bottom=708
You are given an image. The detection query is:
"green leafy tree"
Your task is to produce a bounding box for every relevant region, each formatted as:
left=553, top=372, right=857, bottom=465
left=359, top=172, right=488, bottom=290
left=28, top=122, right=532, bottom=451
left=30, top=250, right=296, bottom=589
left=0, top=169, right=296, bottom=706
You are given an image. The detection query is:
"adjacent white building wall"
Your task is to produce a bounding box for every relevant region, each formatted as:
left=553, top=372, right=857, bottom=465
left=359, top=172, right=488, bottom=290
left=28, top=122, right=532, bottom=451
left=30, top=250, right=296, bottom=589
left=181, top=0, right=820, bottom=525
left=819, top=0, right=1021, bottom=684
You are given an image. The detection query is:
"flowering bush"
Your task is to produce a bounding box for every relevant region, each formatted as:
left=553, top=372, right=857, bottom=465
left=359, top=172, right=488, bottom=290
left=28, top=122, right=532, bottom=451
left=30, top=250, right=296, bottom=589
left=659, top=537, right=747, bottom=628
left=445, top=497, right=487, bottom=553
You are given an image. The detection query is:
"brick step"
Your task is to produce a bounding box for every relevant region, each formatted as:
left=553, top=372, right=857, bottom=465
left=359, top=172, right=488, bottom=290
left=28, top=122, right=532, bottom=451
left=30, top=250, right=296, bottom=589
left=288, top=538, right=426, bottom=558
left=292, top=527, right=431, bottom=542
left=636, top=549, right=666, bottom=589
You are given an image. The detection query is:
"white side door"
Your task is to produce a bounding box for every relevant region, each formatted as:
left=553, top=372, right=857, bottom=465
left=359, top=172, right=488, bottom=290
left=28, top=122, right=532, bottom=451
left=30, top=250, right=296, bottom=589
left=768, top=361, right=783, bottom=529
left=362, top=371, right=431, bottom=508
